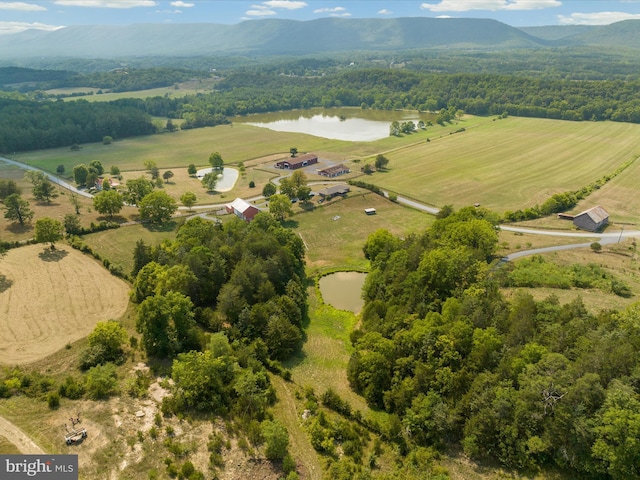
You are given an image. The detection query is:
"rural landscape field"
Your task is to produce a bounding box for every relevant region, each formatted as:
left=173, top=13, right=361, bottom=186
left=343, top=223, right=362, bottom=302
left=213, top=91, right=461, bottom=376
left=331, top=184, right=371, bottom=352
left=2, top=3, right=640, bottom=480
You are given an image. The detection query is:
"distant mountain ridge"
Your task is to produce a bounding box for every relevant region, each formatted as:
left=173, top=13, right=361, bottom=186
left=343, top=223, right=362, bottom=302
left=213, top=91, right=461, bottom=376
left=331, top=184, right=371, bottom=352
left=0, top=17, right=638, bottom=59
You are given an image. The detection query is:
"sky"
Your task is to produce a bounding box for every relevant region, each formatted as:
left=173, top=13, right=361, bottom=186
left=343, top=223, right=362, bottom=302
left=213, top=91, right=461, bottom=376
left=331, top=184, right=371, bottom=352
left=2, top=0, right=640, bottom=34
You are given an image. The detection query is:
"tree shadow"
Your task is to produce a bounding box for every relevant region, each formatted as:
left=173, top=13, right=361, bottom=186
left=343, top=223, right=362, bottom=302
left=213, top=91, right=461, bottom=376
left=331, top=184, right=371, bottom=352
left=38, top=247, right=69, bottom=262
left=6, top=223, right=33, bottom=234
left=0, top=274, right=13, bottom=293
left=143, top=220, right=178, bottom=233
left=96, top=215, right=127, bottom=223
left=282, top=219, right=299, bottom=229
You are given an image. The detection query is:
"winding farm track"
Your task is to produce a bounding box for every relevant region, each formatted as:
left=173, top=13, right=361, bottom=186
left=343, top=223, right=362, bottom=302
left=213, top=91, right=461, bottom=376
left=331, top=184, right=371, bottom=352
left=0, top=416, right=45, bottom=454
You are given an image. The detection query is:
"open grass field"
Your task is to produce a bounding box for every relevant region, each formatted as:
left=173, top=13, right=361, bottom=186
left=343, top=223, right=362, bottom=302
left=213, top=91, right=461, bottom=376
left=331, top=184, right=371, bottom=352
left=0, top=244, right=130, bottom=365
left=369, top=117, right=640, bottom=215
left=293, top=191, right=433, bottom=272
left=502, top=238, right=640, bottom=313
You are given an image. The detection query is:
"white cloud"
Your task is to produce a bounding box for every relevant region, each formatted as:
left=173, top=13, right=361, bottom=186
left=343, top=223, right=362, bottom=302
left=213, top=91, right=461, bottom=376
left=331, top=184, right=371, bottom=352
left=378, top=9, right=393, bottom=15
left=263, top=0, right=307, bottom=9
left=558, top=11, right=640, bottom=25
left=246, top=4, right=276, bottom=16
left=0, top=2, right=46, bottom=11
left=330, top=12, right=350, bottom=17
left=156, top=8, right=181, bottom=14
left=0, top=21, right=64, bottom=34
left=314, top=7, right=345, bottom=14
left=420, top=0, right=560, bottom=12
left=170, top=1, right=193, bottom=7
left=54, top=0, right=157, bottom=8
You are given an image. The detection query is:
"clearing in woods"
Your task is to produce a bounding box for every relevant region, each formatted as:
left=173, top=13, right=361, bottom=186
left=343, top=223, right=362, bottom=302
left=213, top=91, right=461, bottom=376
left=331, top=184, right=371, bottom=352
left=0, top=244, right=130, bottom=365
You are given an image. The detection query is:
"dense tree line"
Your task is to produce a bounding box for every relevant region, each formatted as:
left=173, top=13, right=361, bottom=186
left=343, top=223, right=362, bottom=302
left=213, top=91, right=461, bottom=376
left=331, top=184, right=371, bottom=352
left=347, top=207, right=640, bottom=478
left=131, top=214, right=307, bottom=362
left=0, top=97, right=155, bottom=152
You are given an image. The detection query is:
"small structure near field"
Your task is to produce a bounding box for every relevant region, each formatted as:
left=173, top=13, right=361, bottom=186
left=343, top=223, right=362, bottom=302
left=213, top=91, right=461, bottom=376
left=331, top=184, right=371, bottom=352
left=318, top=185, right=350, bottom=200
left=275, top=153, right=318, bottom=170
left=573, top=205, right=609, bottom=232
left=318, top=164, right=350, bottom=178
left=226, top=198, right=260, bottom=222
left=64, top=413, right=87, bottom=445
left=364, top=208, right=376, bottom=215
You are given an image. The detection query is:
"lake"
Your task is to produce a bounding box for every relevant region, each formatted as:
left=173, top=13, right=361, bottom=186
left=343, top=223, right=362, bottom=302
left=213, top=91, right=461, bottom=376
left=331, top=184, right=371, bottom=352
left=319, top=271, right=368, bottom=314
left=234, top=107, right=433, bottom=142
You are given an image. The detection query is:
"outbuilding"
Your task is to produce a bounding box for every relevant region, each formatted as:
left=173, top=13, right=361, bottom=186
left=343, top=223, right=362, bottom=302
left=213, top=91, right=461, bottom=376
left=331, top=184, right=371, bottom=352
left=226, top=198, right=260, bottom=223
left=572, top=205, right=609, bottom=232
left=364, top=208, right=376, bottom=215
left=317, top=185, right=350, bottom=200
left=318, top=164, right=350, bottom=178
left=275, top=153, right=318, bottom=170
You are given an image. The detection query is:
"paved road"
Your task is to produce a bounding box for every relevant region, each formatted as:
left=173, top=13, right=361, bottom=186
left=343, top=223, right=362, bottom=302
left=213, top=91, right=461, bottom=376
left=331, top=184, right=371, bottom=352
left=0, top=156, right=93, bottom=198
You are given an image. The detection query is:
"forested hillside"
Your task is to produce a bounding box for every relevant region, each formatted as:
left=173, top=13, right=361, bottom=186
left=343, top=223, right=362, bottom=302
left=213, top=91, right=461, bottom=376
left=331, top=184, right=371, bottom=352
left=349, top=207, right=640, bottom=479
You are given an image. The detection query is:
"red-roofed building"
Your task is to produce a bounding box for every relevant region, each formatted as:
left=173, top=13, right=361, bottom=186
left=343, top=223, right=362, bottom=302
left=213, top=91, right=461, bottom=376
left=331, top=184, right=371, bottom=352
left=275, top=153, right=318, bottom=170
left=226, top=198, right=260, bottom=222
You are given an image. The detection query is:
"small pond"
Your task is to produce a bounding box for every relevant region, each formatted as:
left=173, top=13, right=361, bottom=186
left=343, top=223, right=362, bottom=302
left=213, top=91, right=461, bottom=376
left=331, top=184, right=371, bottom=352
left=319, top=271, right=368, bottom=314
left=234, top=107, right=433, bottom=142
left=195, top=167, right=238, bottom=192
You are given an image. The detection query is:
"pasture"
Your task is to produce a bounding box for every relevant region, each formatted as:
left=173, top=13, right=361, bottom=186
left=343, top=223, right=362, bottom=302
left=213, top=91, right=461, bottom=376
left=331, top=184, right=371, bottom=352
left=0, top=244, right=130, bottom=365
left=369, top=117, right=640, bottom=217
left=293, top=192, right=432, bottom=272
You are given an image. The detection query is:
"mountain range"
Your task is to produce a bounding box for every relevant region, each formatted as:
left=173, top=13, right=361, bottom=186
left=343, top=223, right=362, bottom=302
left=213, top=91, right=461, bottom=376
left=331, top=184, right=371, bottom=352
left=0, top=17, right=638, bottom=59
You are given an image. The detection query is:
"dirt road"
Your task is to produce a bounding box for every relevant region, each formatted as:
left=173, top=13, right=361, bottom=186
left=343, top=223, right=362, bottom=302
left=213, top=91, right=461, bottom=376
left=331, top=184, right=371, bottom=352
left=0, top=415, right=45, bottom=454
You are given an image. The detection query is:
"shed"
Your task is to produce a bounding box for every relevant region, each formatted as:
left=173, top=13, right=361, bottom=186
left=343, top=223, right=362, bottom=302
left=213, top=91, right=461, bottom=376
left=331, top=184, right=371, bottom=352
left=226, top=198, right=260, bottom=223
left=275, top=153, right=318, bottom=170
left=572, top=206, right=609, bottom=232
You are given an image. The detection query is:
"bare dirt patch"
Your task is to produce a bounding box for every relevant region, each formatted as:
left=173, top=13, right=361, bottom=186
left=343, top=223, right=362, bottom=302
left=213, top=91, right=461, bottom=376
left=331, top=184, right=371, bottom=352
left=0, top=244, right=130, bottom=365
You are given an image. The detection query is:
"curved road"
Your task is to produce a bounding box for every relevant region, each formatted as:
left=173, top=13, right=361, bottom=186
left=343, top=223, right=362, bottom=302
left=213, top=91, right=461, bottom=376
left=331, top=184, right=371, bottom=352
left=0, top=416, right=45, bottom=454
left=0, top=156, right=93, bottom=198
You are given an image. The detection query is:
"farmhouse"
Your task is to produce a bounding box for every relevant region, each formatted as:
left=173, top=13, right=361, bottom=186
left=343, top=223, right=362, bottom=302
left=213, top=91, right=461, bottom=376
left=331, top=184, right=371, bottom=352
left=573, top=205, right=609, bottom=232
left=318, top=164, right=350, bottom=178
left=275, top=153, right=318, bottom=170
left=318, top=185, right=350, bottom=200
left=226, top=198, right=260, bottom=222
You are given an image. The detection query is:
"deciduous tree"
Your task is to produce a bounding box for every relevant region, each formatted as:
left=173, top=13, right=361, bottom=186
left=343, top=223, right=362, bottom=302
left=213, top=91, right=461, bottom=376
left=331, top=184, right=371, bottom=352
left=268, top=194, right=293, bottom=221
left=180, top=191, right=197, bottom=211
left=93, top=190, right=124, bottom=218
left=34, top=217, right=64, bottom=248
left=3, top=193, right=33, bottom=226
left=209, top=151, right=224, bottom=171
left=139, top=190, right=177, bottom=223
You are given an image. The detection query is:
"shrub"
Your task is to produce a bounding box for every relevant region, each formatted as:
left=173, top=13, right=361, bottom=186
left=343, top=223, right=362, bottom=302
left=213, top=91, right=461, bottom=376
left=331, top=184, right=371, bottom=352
left=47, top=391, right=60, bottom=409
left=84, top=363, right=118, bottom=400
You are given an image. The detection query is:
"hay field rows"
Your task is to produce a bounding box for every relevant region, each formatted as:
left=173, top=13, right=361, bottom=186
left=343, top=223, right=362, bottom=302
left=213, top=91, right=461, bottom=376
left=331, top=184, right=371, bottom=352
left=0, top=245, right=130, bottom=365
left=372, top=117, right=640, bottom=214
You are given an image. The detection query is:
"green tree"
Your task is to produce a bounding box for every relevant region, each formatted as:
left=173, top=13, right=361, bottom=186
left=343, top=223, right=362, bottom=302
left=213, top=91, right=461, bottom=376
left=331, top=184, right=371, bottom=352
left=262, top=420, right=290, bottom=461
left=136, top=292, right=197, bottom=358
left=25, top=171, right=58, bottom=204
left=375, top=154, right=390, bottom=170
left=208, top=152, right=224, bottom=171
left=166, top=119, right=178, bottom=132
left=187, top=164, right=197, bottom=176
left=124, top=177, right=154, bottom=205
left=269, top=194, right=294, bottom=221
left=262, top=183, right=276, bottom=198
left=110, top=165, right=120, bottom=177
left=279, top=177, right=296, bottom=199
left=297, top=185, right=312, bottom=204
left=72, top=164, right=88, bottom=186
left=139, top=190, right=177, bottom=223
left=88, top=321, right=128, bottom=362
left=131, top=239, right=152, bottom=277
left=85, top=363, right=118, bottom=399
left=63, top=213, right=82, bottom=235
left=102, top=135, right=113, bottom=145
left=201, top=172, right=218, bottom=192
left=389, top=121, right=400, bottom=136
left=89, top=160, right=104, bottom=176
left=69, top=192, right=81, bottom=215
left=289, top=147, right=298, bottom=158
left=144, top=160, right=159, bottom=179
left=56, top=164, right=65, bottom=175
left=3, top=194, right=34, bottom=226
left=93, top=190, right=124, bottom=219
left=591, top=242, right=602, bottom=253
left=0, top=179, right=20, bottom=199
left=34, top=217, right=64, bottom=248
left=162, top=170, right=174, bottom=183
left=180, top=191, right=197, bottom=211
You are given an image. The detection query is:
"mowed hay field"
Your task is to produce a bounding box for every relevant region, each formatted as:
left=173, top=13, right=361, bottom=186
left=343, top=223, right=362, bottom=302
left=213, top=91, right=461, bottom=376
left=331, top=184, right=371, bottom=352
left=372, top=117, right=640, bottom=214
left=0, top=244, right=130, bottom=365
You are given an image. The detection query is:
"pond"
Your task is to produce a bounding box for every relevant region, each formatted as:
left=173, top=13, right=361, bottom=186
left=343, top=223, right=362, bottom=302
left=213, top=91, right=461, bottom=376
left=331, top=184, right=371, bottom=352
left=234, top=107, right=434, bottom=142
left=195, top=167, right=239, bottom=192
left=319, top=271, right=368, bottom=314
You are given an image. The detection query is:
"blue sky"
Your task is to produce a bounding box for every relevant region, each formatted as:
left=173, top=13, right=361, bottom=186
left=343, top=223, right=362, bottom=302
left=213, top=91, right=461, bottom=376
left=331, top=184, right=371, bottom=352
left=2, top=1, right=640, bottom=34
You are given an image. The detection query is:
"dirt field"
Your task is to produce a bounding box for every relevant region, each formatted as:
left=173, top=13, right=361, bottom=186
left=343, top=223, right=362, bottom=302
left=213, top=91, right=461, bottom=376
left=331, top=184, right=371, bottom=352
left=0, top=244, right=130, bottom=365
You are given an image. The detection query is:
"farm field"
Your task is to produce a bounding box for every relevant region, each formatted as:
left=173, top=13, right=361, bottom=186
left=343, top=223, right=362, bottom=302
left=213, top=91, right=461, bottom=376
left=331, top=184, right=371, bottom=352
left=369, top=117, right=640, bottom=217
left=293, top=192, right=432, bottom=272
left=0, top=244, right=130, bottom=365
